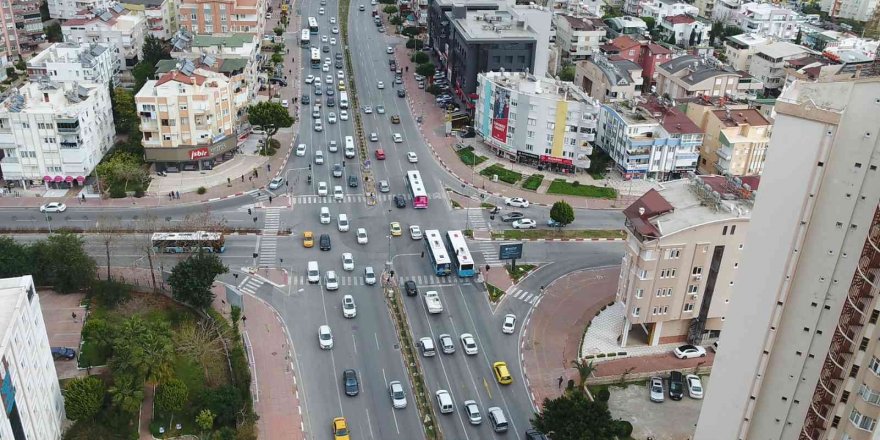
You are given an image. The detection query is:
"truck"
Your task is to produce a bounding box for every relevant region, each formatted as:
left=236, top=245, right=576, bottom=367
left=424, top=291, right=443, bottom=314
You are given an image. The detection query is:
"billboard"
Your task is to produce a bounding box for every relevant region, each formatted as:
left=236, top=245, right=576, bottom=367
left=490, top=87, right=511, bottom=143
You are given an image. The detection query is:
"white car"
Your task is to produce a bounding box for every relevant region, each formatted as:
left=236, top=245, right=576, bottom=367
left=328, top=140, right=338, bottom=153
left=268, top=176, right=284, bottom=190
left=328, top=112, right=337, bottom=124
left=332, top=26, right=339, bottom=34
left=386, top=46, right=394, bottom=54
left=388, top=380, right=407, bottom=409
left=502, top=314, right=517, bottom=334
left=337, top=213, right=349, bottom=232
left=337, top=70, right=345, bottom=80
left=305, top=74, right=315, bottom=84
left=686, top=374, right=703, bottom=399
left=330, top=16, right=337, bottom=24
left=342, top=294, right=356, bottom=318
left=392, top=133, right=403, bottom=143
left=369, top=132, right=378, bottom=142
left=333, top=185, right=344, bottom=201
left=463, top=400, right=482, bottom=425
left=330, top=37, right=336, bottom=45
left=342, top=252, right=354, bottom=271
left=407, top=152, right=418, bottom=163
left=363, top=105, right=373, bottom=114
left=364, top=266, right=377, bottom=285
left=314, top=150, right=325, bottom=164
left=39, top=202, right=67, bottom=213
left=325, top=75, right=333, bottom=84
left=460, top=333, right=478, bottom=355
left=376, top=105, right=385, bottom=114
left=325, top=270, right=339, bottom=290
left=512, top=219, right=537, bottom=229
left=504, top=197, right=530, bottom=208
left=409, top=225, right=422, bottom=240
left=318, top=325, right=333, bottom=349
left=296, top=143, right=307, bottom=156
left=321, top=35, right=328, bottom=43
left=377, top=81, right=385, bottom=89
left=281, top=99, right=289, bottom=108
left=320, top=207, right=331, bottom=224
left=322, top=63, right=330, bottom=72
left=356, top=228, right=369, bottom=244
left=317, top=182, right=329, bottom=196
left=673, top=344, right=707, bottom=359
left=340, top=110, right=349, bottom=121
left=319, top=7, right=325, bottom=14
left=345, top=146, right=356, bottom=158
left=314, top=120, right=323, bottom=132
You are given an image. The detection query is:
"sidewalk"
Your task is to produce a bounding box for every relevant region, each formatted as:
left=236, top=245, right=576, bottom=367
left=521, top=267, right=618, bottom=409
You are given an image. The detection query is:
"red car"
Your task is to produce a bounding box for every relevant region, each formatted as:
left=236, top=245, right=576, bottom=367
left=375, top=149, right=386, bottom=160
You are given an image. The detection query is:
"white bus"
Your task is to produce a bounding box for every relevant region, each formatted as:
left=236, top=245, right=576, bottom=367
left=424, top=230, right=452, bottom=276
left=310, top=47, right=321, bottom=69
left=405, top=170, right=428, bottom=209
left=445, top=230, right=475, bottom=277
left=339, top=91, right=348, bottom=109
left=300, top=29, right=310, bottom=46
left=308, top=16, right=319, bottom=34
left=151, top=231, right=226, bottom=253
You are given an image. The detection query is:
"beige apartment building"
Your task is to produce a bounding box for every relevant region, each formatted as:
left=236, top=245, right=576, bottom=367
left=135, top=68, right=238, bottom=172
left=695, top=74, right=880, bottom=440
left=177, top=0, right=265, bottom=35
left=617, top=175, right=755, bottom=346
left=685, top=102, right=772, bottom=175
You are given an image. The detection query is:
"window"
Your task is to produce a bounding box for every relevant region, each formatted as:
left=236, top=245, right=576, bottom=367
left=666, top=249, right=681, bottom=259
left=655, top=288, right=671, bottom=297
left=684, top=303, right=694, bottom=312
left=659, top=268, right=676, bottom=278
left=637, top=269, right=649, bottom=280
left=527, top=130, right=535, bottom=138
left=859, top=384, right=880, bottom=406
left=692, top=266, right=703, bottom=277
left=632, top=307, right=640, bottom=317
left=687, top=284, right=699, bottom=294
left=527, top=118, right=536, bottom=126
left=635, top=288, right=643, bottom=299
left=546, top=122, right=555, bottom=130
left=850, top=409, right=877, bottom=431
left=869, top=356, right=880, bottom=376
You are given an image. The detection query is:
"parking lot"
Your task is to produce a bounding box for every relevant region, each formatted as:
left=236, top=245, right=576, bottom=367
left=607, top=377, right=707, bottom=440
left=40, top=291, right=87, bottom=379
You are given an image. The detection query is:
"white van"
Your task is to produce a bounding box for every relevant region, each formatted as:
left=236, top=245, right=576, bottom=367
left=487, top=407, right=508, bottom=432
left=435, top=390, right=454, bottom=414
left=339, top=91, right=349, bottom=109
left=337, top=213, right=350, bottom=232
left=307, top=261, right=320, bottom=284
left=320, top=206, right=331, bottom=224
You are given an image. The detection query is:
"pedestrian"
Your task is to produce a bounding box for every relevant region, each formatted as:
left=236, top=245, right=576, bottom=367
left=175, top=191, right=180, bottom=199
left=267, top=163, right=271, bottom=171
left=81, top=193, right=86, bottom=203
left=540, top=285, right=545, bottom=292
left=485, top=264, right=490, bottom=272
left=253, top=216, right=258, bottom=223
left=241, top=175, right=245, bottom=182
left=255, top=170, right=259, bottom=178
left=233, top=273, right=239, bottom=279
left=269, top=195, right=273, bottom=204
left=249, top=175, right=253, bottom=182
left=421, top=251, right=425, bottom=258
left=405, top=66, right=408, bottom=72
left=558, top=376, right=563, bottom=389
left=242, top=316, right=247, bottom=324
left=168, top=191, right=173, bottom=200
left=227, top=177, right=231, bottom=185
left=280, top=258, right=284, bottom=263
left=72, top=311, right=77, bottom=322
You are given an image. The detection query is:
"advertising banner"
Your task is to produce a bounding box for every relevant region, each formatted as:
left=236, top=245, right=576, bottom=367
left=491, top=87, right=511, bottom=143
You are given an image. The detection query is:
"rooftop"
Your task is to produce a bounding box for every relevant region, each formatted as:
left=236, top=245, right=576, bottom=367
left=711, top=108, right=771, bottom=127
left=664, top=14, right=695, bottom=24
left=660, top=54, right=741, bottom=85
left=587, top=55, right=642, bottom=86
left=639, top=97, right=702, bottom=134
left=2, top=80, right=102, bottom=115
left=560, top=14, right=606, bottom=31
left=0, top=277, right=33, bottom=348
left=625, top=175, right=755, bottom=240
left=726, top=32, right=769, bottom=47
left=755, top=41, right=811, bottom=59
left=451, top=8, right=538, bottom=42
left=155, top=56, right=248, bottom=75
left=120, top=0, right=166, bottom=6
left=64, top=3, right=130, bottom=26
left=481, top=71, right=599, bottom=106
left=191, top=33, right=256, bottom=48
left=434, top=0, right=500, bottom=8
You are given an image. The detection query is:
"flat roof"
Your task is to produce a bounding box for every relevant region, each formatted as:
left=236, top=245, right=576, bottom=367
left=482, top=71, right=599, bottom=105
left=756, top=41, right=811, bottom=59
left=191, top=34, right=255, bottom=48
left=451, top=9, right=538, bottom=42
left=0, top=277, right=32, bottom=346
left=711, top=108, right=770, bottom=127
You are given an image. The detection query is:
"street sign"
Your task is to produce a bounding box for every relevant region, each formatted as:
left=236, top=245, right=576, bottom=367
left=499, top=243, right=523, bottom=260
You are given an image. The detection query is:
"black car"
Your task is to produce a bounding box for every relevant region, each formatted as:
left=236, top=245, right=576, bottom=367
left=269, top=77, right=288, bottom=86
left=319, top=233, right=331, bottom=251
left=51, top=346, right=76, bottom=360
left=501, top=212, right=524, bottom=222
left=336, top=53, right=343, bottom=60
left=343, top=369, right=360, bottom=396
left=397, top=88, right=406, bottom=98
left=327, top=96, right=336, bottom=107
left=668, top=371, right=684, bottom=400
left=335, top=60, right=344, bottom=69
left=301, top=94, right=310, bottom=105
left=525, top=429, right=550, bottom=440
left=404, top=280, right=418, bottom=297
left=322, top=45, right=330, bottom=53
left=326, top=87, right=335, bottom=96
left=394, top=194, right=406, bottom=208
left=348, top=175, right=359, bottom=187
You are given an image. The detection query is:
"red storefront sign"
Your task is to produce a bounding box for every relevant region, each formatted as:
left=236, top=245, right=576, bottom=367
left=189, top=147, right=210, bottom=160
left=540, top=155, right=572, bottom=165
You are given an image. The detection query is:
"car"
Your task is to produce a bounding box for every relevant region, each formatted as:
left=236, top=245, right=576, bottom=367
left=435, top=390, right=454, bottom=413
left=336, top=213, right=349, bottom=231
left=369, top=132, right=378, bottom=142
left=314, top=120, right=323, bottom=132
left=668, top=371, right=684, bottom=400
left=394, top=76, right=402, bottom=84
left=325, top=87, right=335, bottom=96
left=376, top=105, right=385, bottom=114
left=342, top=252, right=354, bottom=271
left=377, top=81, right=385, bottom=89
left=502, top=314, right=516, bottom=334
left=348, top=175, right=359, bottom=187
left=673, top=344, right=707, bottom=359
left=419, top=337, right=436, bottom=356
left=328, top=140, right=338, bottom=153
left=414, top=73, right=424, bottom=81
left=340, top=110, right=349, bottom=121
left=460, top=333, right=478, bottom=355
left=378, top=26, right=385, bottom=32
left=327, top=96, right=336, bottom=107
left=330, top=16, right=337, bottom=24
left=463, top=400, right=481, bottom=425
left=363, top=105, right=373, bottom=114
left=504, top=197, right=530, bottom=208
left=512, top=219, right=537, bottom=229
left=409, top=225, right=422, bottom=239
left=303, top=231, right=314, bottom=248
left=374, top=149, right=386, bottom=160
left=333, top=185, right=344, bottom=201
left=438, top=334, right=455, bottom=354
left=268, top=176, right=284, bottom=190
left=392, top=133, right=403, bottom=143
left=386, top=46, right=394, bottom=54
left=325, top=270, right=339, bottom=290
left=320, top=207, right=331, bottom=224
left=397, top=88, right=406, bottom=97
left=296, top=143, right=307, bottom=156
left=332, top=26, right=339, bottom=34
left=318, top=181, right=329, bottom=196
left=319, top=7, right=324, bottom=13
left=305, top=74, right=315, bottom=84
left=388, top=380, right=407, bottom=409
left=356, top=228, right=368, bottom=244
left=332, top=163, right=343, bottom=178
left=501, top=212, right=525, bottom=222
left=40, top=202, right=66, bottom=213
left=323, top=63, right=330, bottom=72
left=378, top=180, right=390, bottom=193
left=686, top=374, right=703, bottom=399
left=493, top=361, right=512, bottom=385
left=390, top=114, right=400, bottom=124
left=343, top=369, right=359, bottom=396
left=390, top=222, right=402, bottom=236
left=319, top=325, right=333, bottom=349
left=338, top=81, right=345, bottom=91
left=313, top=107, right=322, bottom=119
left=407, top=152, right=418, bottom=163
left=359, top=4, right=365, bottom=10
left=417, top=81, right=426, bottom=89
left=649, top=376, right=665, bottom=402
left=330, top=37, right=337, bottom=45
left=335, top=59, right=343, bottom=68
left=393, top=195, right=406, bottom=208
left=404, top=280, right=418, bottom=296
left=547, top=219, right=564, bottom=228
left=342, top=294, right=357, bottom=318
left=301, top=94, right=310, bottom=105
left=345, top=145, right=356, bottom=158
left=321, top=35, right=328, bottom=43
left=281, top=99, right=289, bottom=108
left=364, top=266, right=377, bottom=285
left=51, top=347, right=76, bottom=360
left=337, top=70, right=345, bottom=79
left=322, top=45, right=330, bottom=53
left=332, top=417, right=350, bottom=440
left=328, top=112, right=337, bottom=124
left=525, top=429, right=550, bottom=439
left=320, top=234, right=332, bottom=251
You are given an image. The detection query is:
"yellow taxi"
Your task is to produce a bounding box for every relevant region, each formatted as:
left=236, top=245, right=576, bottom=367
left=303, top=231, right=314, bottom=248
left=390, top=222, right=402, bottom=236
left=332, top=417, right=350, bottom=440
left=338, top=81, right=346, bottom=91
left=493, top=361, right=512, bottom=385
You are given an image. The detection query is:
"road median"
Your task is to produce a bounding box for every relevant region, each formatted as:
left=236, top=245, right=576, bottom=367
left=491, top=229, right=626, bottom=241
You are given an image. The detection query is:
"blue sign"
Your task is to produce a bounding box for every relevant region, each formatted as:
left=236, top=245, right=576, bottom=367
left=499, top=243, right=523, bottom=260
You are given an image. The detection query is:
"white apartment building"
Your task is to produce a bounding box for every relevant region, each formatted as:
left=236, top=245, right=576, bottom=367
left=0, top=276, right=65, bottom=440
left=554, top=14, right=607, bottom=63
left=553, top=0, right=605, bottom=18
left=121, top=0, right=178, bottom=39
left=618, top=175, right=754, bottom=346
left=656, top=55, right=764, bottom=99
left=0, top=80, right=114, bottom=189
left=694, top=74, right=880, bottom=440
left=48, top=0, right=114, bottom=20
left=474, top=71, right=600, bottom=172
left=26, top=43, right=115, bottom=86
left=749, top=41, right=813, bottom=91
left=728, top=2, right=801, bottom=41
left=821, top=0, right=879, bottom=21
left=156, top=56, right=255, bottom=113
left=724, top=33, right=769, bottom=71
left=62, top=4, right=147, bottom=75
left=641, top=0, right=699, bottom=22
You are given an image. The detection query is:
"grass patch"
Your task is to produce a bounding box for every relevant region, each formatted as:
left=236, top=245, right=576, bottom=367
left=456, top=147, right=487, bottom=166
left=480, top=164, right=522, bottom=184
left=521, top=174, right=544, bottom=191
left=451, top=200, right=462, bottom=208
left=547, top=179, right=617, bottom=199
left=506, top=264, right=536, bottom=283
left=480, top=202, right=496, bottom=209
left=492, top=229, right=626, bottom=240
left=463, top=229, right=473, bottom=238
left=486, top=283, right=505, bottom=302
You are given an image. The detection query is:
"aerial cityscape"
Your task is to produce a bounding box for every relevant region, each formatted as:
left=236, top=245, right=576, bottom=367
left=0, top=0, right=877, bottom=437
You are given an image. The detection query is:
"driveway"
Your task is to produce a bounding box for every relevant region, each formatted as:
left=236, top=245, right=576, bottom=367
left=39, top=291, right=86, bottom=379
left=608, top=381, right=704, bottom=440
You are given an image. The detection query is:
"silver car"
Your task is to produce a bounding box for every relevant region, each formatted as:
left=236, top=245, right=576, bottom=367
left=388, top=380, right=407, bottom=409
left=463, top=400, right=481, bottom=425
left=649, top=376, right=664, bottom=402
left=378, top=180, right=390, bottom=193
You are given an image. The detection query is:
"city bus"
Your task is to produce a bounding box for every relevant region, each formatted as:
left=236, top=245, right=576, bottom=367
left=405, top=170, right=429, bottom=209
left=310, top=47, right=321, bottom=69
left=445, top=230, right=475, bottom=277
left=424, top=230, right=452, bottom=276
left=308, top=16, right=319, bottom=34
left=300, top=29, right=310, bottom=46
left=151, top=231, right=226, bottom=254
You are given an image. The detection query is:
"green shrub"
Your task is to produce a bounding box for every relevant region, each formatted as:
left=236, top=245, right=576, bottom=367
left=89, top=279, right=131, bottom=308
left=134, top=189, right=145, bottom=198
left=596, top=388, right=610, bottom=402
left=521, top=174, right=544, bottom=190
left=109, top=185, right=126, bottom=198
left=480, top=164, right=522, bottom=184
left=196, top=187, right=206, bottom=195
left=615, top=420, right=634, bottom=437
left=456, top=147, right=487, bottom=166
left=547, top=179, right=617, bottom=199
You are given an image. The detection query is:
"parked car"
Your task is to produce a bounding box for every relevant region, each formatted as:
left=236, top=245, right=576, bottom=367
left=501, top=212, right=524, bottom=222
left=51, top=347, right=76, bottom=360
left=649, top=376, right=664, bottom=402
left=40, top=202, right=67, bottom=213
left=504, top=197, right=530, bottom=208
left=512, top=219, right=537, bottom=229
left=673, top=344, right=707, bottom=359
left=668, top=371, right=684, bottom=400
left=685, top=374, right=703, bottom=399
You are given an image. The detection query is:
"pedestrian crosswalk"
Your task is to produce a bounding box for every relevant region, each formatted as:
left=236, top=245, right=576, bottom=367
left=506, top=286, right=539, bottom=305
left=474, top=241, right=501, bottom=267
left=288, top=273, right=475, bottom=287
left=291, top=192, right=445, bottom=205
left=290, top=274, right=374, bottom=286
left=467, top=208, right=489, bottom=231
left=238, top=276, right=266, bottom=295
left=258, top=208, right=282, bottom=268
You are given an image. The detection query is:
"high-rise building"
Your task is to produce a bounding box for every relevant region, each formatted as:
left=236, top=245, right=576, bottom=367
left=61, top=4, right=147, bottom=79
left=26, top=43, right=116, bottom=86
left=694, top=75, right=880, bottom=440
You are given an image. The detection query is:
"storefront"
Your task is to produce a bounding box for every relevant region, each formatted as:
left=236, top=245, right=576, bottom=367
left=516, top=151, right=540, bottom=167
left=540, top=155, right=575, bottom=174
left=145, top=135, right=239, bottom=173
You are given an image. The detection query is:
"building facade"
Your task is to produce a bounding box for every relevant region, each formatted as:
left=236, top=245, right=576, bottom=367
left=474, top=71, right=600, bottom=173
left=659, top=14, right=710, bottom=47
left=122, top=0, right=178, bottom=39
left=13, top=0, right=45, bottom=54
left=177, top=0, right=266, bottom=35
left=555, top=14, right=607, bottom=63
left=694, top=75, right=880, bottom=440
left=728, top=2, right=801, bottom=41
left=603, top=16, right=648, bottom=38
left=26, top=43, right=115, bottom=86
left=575, top=54, right=643, bottom=102
left=749, top=41, right=813, bottom=92
left=618, top=175, right=754, bottom=346
left=155, top=55, right=253, bottom=114
left=821, top=0, right=879, bottom=21
left=684, top=103, right=771, bottom=175
left=641, top=0, right=700, bottom=21
left=0, top=276, right=65, bottom=440
left=0, top=80, right=114, bottom=189
left=61, top=4, right=147, bottom=75
left=724, top=33, right=769, bottom=71
left=427, top=0, right=499, bottom=67
left=656, top=54, right=763, bottom=99
left=48, top=0, right=114, bottom=20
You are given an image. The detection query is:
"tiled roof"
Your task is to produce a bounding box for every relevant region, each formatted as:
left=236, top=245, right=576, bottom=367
left=610, top=35, right=640, bottom=50
left=624, top=189, right=674, bottom=238
left=663, top=14, right=695, bottom=24
left=639, top=97, right=702, bottom=134
left=156, top=70, right=207, bottom=86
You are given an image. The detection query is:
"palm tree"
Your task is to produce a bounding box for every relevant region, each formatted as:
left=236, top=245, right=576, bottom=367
left=570, top=359, right=596, bottom=389
left=109, top=374, right=144, bottom=414
left=111, top=317, right=174, bottom=384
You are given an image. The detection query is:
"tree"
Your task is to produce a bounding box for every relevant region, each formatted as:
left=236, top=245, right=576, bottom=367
left=112, top=88, right=139, bottom=134
left=559, top=64, right=575, bottom=81
left=89, top=279, right=131, bottom=308
left=383, top=5, right=398, bottom=13
left=412, top=52, right=429, bottom=64
left=109, top=373, right=144, bottom=414
left=689, top=27, right=697, bottom=47
left=111, top=316, right=174, bottom=384
left=95, top=216, right=119, bottom=280
left=402, top=26, right=421, bottom=38
left=570, top=358, right=596, bottom=388
left=0, top=236, right=32, bottom=278
left=640, top=16, right=656, bottom=31
left=196, top=409, right=216, bottom=431
left=131, top=61, right=155, bottom=93
left=45, top=23, right=62, bottom=42
left=168, top=252, right=229, bottom=309
left=709, top=21, right=724, bottom=46
left=390, top=15, right=403, bottom=26
left=532, top=391, right=618, bottom=440
left=405, top=38, right=424, bottom=50
left=175, top=319, right=227, bottom=379
left=199, top=386, right=243, bottom=426
left=416, top=62, right=436, bottom=78
left=82, top=317, right=114, bottom=352
left=794, top=28, right=802, bottom=44
left=29, top=233, right=97, bottom=293
left=96, top=151, right=148, bottom=194
left=40, top=0, right=50, bottom=21
left=64, top=376, right=105, bottom=421
left=247, top=101, right=294, bottom=154
left=142, top=35, right=169, bottom=66
left=550, top=201, right=575, bottom=227
left=155, top=378, right=188, bottom=414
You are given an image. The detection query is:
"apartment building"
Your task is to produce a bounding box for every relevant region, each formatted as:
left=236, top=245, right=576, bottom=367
left=474, top=71, right=600, bottom=172
left=26, top=43, right=115, bottom=86
left=0, top=79, right=114, bottom=189
left=135, top=68, right=238, bottom=171
left=426, top=0, right=499, bottom=67
left=0, top=1, right=21, bottom=62
left=121, top=0, right=177, bottom=39
left=62, top=4, right=147, bottom=75
left=728, top=2, right=801, bottom=41
left=655, top=54, right=763, bottom=99
left=694, top=73, right=880, bottom=440
left=552, top=0, right=605, bottom=19
left=749, top=41, right=813, bottom=92
left=575, top=54, right=643, bottom=102
left=598, top=35, right=673, bottom=89
left=597, top=96, right=702, bottom=180
left=168, top=32, right=259, bottom=103
left=603, top=16, right=648, bottom=39
left=821, top=0, right=878, bottom=21
left=13, top=0, right=45, bottom=53
left=724, top=33, right=769, bottom=71
left=48, top=0, right=113, bottom=20
left=177, top=0, right=266, bottom=35
left=155, top=55, right=252, bottom=113
left=641, top=0, right=700, bottom=21
left=694, top=0, right=716, bottom=19
left=554, top=14, right=607, bottom=63
left=0, top=276, right=65, bottom=440
left=659, top=14, right=710, bottom=47
left=618, top=175, right=754, bottom=346
left=684, top=102, right=771, bottom=175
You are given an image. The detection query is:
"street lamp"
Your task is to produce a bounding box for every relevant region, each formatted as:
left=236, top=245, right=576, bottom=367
left=44, top=212, right=52, bottom=233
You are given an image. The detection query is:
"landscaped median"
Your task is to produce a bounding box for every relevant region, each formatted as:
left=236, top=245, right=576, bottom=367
left=491, top=229, right=626, bottom=240
left=547, top=178, right=617, bottom=199
left=455, top=146, right=487, bottom=166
